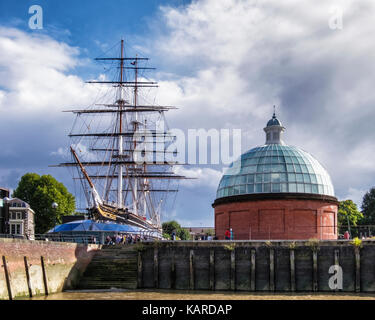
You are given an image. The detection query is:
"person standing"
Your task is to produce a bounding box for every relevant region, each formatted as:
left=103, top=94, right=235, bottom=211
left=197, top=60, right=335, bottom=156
left=225, top=228, right=230, bottom=240
left=344, top=231, right=350, bottom=240
left=230, top=228, right=234, bottom=240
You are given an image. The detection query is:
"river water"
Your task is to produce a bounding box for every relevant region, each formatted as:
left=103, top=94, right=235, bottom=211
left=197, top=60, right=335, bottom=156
left=23, top=289, right=375, bottom=300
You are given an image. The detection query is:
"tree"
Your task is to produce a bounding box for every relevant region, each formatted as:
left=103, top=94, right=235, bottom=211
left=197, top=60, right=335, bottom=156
left=13, top=173, right=76, bottom=234
left=162, top=220, right=191, bottom=240
left=338, top=200, right=363, bottom=229
left=361, top=188, right=375, bottom=225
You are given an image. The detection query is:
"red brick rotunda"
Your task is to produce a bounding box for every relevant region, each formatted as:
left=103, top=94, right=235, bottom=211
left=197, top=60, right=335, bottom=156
left=213, top=112, right=338, bottom=240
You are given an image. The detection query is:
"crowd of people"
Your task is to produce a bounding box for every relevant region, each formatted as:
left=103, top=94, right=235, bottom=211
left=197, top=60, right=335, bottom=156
left=104, top=233, right=148, bottom=245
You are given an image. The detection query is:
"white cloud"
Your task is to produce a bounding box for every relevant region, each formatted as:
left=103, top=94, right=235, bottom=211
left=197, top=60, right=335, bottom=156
left=173, top=166, right=222, bottom=189
left=147, top=0, right=375, bottom=202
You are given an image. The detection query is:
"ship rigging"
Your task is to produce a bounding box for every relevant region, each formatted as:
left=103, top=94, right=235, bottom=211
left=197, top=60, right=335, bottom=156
left=54, top=40, right=189, bottom=236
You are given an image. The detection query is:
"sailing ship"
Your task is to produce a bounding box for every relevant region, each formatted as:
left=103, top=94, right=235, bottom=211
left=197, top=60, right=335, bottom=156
left=55, top=40, right=187, bottom=237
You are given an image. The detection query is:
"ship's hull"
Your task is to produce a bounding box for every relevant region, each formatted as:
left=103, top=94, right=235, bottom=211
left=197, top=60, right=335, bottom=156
left=90, top=203, right=161, bottom=233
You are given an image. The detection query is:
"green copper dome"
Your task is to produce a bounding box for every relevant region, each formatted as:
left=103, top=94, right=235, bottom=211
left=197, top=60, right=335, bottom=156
left=216, top=112, right=335, bottom=199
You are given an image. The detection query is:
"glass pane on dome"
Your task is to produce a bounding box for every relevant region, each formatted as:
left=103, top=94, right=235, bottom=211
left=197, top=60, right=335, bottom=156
left=239, top=185, right=246, bottom=194
left=272, top=183, right=280, bottom=192
left=247, top=174, right=254, bottom=183
left=296, top=173, right=303, bottom=182
left=264, top=183, right=271, bottom=192
left=255, top=184, right=262, bottom=193
left=264, top=173, right=271, bottom=183
left=297, top=183, right=304, bottom=193
left=310, top=175, right=317, bottom=183
left=247, top=184, right=254, bottom=193
left=305, top=184, right=312, bottom=193
left=289, top=183, right=297, bottom=192
left=255, top=174, right=262, bottom=183
left=301, top=165, right=308, bottom=173
left=243, top=165, right=257, bottom=173
left=271, top=173, right=280, bottom=182
left=287, top=164, right=295, bottom=172
left=294, top=164, right=302, bottom=173
left=264, top=164, right=271, bottom=172
left=280, top=173, right=287, bottom=182
left=288, top=173, right=296, bottom=182
left=318, top=185, right=323, bottom=194
left=281, top=183, right=288, bottom=192
left=303, top=174, right=311, bottom=183
left=311, top=184, right=318, bottom=193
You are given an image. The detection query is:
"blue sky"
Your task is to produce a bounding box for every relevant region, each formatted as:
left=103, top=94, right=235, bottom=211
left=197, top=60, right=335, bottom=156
left=1, top=0, right=375, bottom=227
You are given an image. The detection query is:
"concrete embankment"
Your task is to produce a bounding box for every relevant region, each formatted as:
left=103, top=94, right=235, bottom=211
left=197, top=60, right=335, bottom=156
left=134, top=240, right=375, bottom=292
left=2, top=239, right=375, bottom=298
left=0, top=238, right=100, bottom=299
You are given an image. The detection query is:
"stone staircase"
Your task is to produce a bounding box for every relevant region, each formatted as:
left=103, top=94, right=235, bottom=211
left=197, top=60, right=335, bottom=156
left=76, top=245, right=138, bottom=290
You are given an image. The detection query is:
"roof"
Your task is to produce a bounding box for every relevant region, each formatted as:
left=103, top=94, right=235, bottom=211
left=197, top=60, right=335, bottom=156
left=266, top=113, right=282, bottom=127
left=47, top=219, right=143, bottom=233
left=216, top=144, right=335, bottom=199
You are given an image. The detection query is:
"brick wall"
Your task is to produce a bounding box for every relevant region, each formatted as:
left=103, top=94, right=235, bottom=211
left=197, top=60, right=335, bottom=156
left=215, top=198, right=338, bottom=240
left=0, top=238, right=100, bottom=299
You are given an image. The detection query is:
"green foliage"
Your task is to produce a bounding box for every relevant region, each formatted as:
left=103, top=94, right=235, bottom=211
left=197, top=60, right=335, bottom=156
left=264, top=240, right=273, bottom=248
left=162, top=220, right=191, bottom=240
left=13, top=173, right=76, bottom=234
left=361, top=188, right=375, bottom=225
left=223, top=243, right=236, bottom=251
left=306, top=238, right=320, bottom=251
left=163, top=233, right=171, bottom=240
left=288, top=241, right=297, bottom=249
left=338, top=200, right=363, bottom=228
left=350, top=237, right=363, bottom=248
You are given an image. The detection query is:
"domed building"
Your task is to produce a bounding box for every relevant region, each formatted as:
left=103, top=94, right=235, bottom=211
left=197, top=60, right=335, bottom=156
left=213, top=111, right=338, bottom=240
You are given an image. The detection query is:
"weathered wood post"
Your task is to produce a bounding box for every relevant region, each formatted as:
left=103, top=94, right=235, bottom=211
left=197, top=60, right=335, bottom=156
left=153, top=247, right=159, bottom=288
left=312, top=250, right=318, bottom=292
left=250, top=249, right=256, bottom=291
left=137, top=251, right=142, bottom=288
left=209, top=249, right=215, bottom=290
left=40, top=256, right=49, bottom=296
left=289, top=249, right=296, bottom=292
left=355, top=247, right=361, bottom=293
left=334, top=249, right=340, bottom=292
left=24, top=256, right=32, bottom=297
left=269, top=248, right=275, bottom=292
left=170, top=249, right=176, bottom=289
left=230, top=249, right=236, bottom=291
left=189, top=249, right=194, bottom=290
left=2, top=256, right=12, bottom=300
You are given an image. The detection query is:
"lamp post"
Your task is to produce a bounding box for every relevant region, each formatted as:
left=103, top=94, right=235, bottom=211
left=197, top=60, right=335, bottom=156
left=52, top=202, right=58, bottom=234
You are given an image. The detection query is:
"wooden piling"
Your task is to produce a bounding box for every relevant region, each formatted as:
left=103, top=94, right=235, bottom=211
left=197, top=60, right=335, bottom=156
left=40, top=256, right=48, bottom=296
left=290, top=249, right=296, bottom=292
left=312, top=250, right=318, bottom=292
left=269, top=248, right=275, bottom=292
left=355, top=248, right=361, bottom=293
left=2, top=256, right=12, bottom=300
left=24, top=256, right=32, bottom=297
left=230, top=249, right=236, bottom=291
left=170, top=249, right=176, bottom=289
left=250, top=249, right=256, bottom=291
left=137, top=251, right=142, bottom=289
left=153, top=247, right=159, bottom=289
left=209, top=249, right=215, bottom=290
left=189, top=249, right=194, bottom=290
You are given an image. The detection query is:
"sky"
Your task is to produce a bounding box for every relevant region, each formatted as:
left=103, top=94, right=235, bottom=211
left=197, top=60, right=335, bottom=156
left=1, top=0, right=375, bottom=227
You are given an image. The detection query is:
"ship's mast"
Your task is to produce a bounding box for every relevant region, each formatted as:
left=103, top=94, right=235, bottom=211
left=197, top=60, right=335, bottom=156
left=56, top=39, right=194, bottom=227
left=118, top=39, right=124, bottom=208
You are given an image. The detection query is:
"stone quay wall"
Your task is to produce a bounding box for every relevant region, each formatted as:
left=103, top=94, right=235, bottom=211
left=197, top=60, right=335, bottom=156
left=0, top=238, right=100, bottom=299
left=137, top=240, right=375, bottom=292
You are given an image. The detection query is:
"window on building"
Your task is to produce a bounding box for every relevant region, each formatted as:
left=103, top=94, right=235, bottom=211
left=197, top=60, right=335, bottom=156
left=10, top=223, right=22, bottom=235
